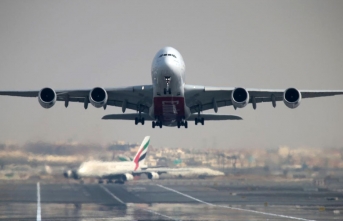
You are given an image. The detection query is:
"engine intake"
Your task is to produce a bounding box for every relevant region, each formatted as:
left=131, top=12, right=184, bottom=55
left=231, top=87, right=249, bottom=108
left=38, top=87, right=56, bottom=109
left=89, top=87, right=108, bottom=108
left=283, top=88, right=301, bottom=109
left=147, top=172, right=159, bottom=180
left=122, top=173, right=134, bottom=181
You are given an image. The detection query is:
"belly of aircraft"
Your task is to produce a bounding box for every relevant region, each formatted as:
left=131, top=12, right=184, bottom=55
left=153, top=96, right=185, bottom=126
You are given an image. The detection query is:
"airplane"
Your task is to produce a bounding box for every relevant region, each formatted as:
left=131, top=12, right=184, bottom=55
left=64, top=136, right=159, bottom=184
left=1, top=47, right=343, bottom=128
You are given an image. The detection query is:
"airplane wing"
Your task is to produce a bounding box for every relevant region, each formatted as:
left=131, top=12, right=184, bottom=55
left=0, top=85, right=153, bottom=113
left=102, top=113, right=154, bottom=120
left=133, top=167, right=191, bottom=176
left=184, top=84, right=343, bottom=113
left=187, top=114, right=242, bottom=121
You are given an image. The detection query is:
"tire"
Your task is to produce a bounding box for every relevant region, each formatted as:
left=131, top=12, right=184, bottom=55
left=168, top=88, right=171, bottom=94
left=201, top=118, right=204, bottom=125
left=152, top=121, right=155, bottom=128
left=135, top=117, right=138, bottom=125
left=184, top=121, right=188, bottom=128
left=177, top=121, right=180, bottom=128
left=195, top=118, right=198, bottom=125
left=159, top=122, right=162, bottom=128
left=164, top=88, right=166, bottom=94
left=141, top=118, right=145, bottom=125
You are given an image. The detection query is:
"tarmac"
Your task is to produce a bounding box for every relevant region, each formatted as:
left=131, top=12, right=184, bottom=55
left=0, top=179, right=342, bottom=221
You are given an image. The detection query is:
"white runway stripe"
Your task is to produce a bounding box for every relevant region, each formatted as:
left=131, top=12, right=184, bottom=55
left=36, top=182, right=41, bottom=221
left=156, top=184, right=316, bottom=221
left=100, top=185, right=180, bottom=221
left=100, top=185, right=125, bottom=204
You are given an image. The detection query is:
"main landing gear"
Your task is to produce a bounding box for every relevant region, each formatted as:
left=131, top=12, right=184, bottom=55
left=152, top=121, right=162, bottom=128
left=177, top=120, right=188, bottom=129
left=195, top=118, right=205, bottom=125
left=135, top=117, right=145, bottom=125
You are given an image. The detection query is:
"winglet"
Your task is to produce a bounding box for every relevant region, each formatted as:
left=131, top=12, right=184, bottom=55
left=133, top=136, right=150, bottom=170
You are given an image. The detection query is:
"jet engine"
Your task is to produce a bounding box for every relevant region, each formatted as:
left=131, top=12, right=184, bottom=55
left=147, top=172, right=159, bottom=180
left=38, top=87, right=56, bottom=109
left=283, top=88, right=302, bottom=109
left=122, top=173, right=134, bottom=181
left=63, top=170, right=72, bottom=178
left=231, top=87, right=249, bottom=108
left=89, top=87, right=108, bottom=108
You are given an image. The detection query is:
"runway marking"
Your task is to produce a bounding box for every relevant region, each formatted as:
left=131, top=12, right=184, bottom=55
left=36, top=182, right=41, bottom=221
left=99, top=185, right=125, bottom=204
left=100, top=185, right=180, bottom=221
left=156, top=184, right=316, bottom=221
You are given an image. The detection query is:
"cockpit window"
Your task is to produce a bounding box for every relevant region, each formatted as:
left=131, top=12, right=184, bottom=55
left=159, top=54, right=177, bottom=58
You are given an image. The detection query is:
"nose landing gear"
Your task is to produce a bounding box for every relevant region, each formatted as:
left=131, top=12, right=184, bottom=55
left=164, top=76, right=172, bottom=95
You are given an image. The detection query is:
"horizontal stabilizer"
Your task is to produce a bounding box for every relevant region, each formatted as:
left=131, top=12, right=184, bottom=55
left=188, top=114, right=242, bottom=121
left=102, top=113, right=153, bottom=120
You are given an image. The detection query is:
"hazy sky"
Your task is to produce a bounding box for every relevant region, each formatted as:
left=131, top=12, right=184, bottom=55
left=0, top=1, right=343, bottom=149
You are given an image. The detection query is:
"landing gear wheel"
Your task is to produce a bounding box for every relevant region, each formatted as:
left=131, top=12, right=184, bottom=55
left=201, top=118, right=204, bottom=125
left=168, top=88, right=171, bottom=94
left=164, top=88, right=167, bottom=95
left=135, top=117, right=138, bottom=125
left=141, top=118, right=145, bottom=125
left=177, top=121, right=181, bottom=128
left=195, top=118, right=198, bottom=125
left=159, top=121, right=162, bottom=128
left=152, top=121, right=155, bottom=128
left=184, top=121, right=188, bottom=128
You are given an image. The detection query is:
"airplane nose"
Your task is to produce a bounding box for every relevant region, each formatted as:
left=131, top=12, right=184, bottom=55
left=160, top=57, right=177, bottom=75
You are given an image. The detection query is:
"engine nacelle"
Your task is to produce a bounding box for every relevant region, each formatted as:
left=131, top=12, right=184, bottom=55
left=283, top=88, right=301, bottom=109
left=38, top=87, right=56, bottom=109
left=122, top=173, right=134, bottom=181
left=231, top=87, right=249, bottom=108
left=147, top=172, right=159, bottom=180
left=63, top=170, right=72, bottom=178
left=89, top=87, right=108, bottom=108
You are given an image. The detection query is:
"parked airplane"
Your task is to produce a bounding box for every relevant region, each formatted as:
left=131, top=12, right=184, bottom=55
left=1, top=47, right=343, bottom=128
left=64, top=136, right=156, bottom=183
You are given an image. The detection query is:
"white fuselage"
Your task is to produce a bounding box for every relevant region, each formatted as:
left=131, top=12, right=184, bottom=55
left=77, top=160, right=143, bottom=178
left=150, top=47, right=191, bottom=126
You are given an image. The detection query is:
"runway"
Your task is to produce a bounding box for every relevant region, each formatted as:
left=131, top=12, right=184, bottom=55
left=0, top=180, right=342, bottom=220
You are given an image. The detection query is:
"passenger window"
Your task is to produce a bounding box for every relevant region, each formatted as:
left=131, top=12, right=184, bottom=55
left=159, top=54, right=163, bottom=58
left=168, top=54, right=171, bottom=56
left=163, top=54, right=167, bottom=56
left=172, top=55, right=176, bottom=58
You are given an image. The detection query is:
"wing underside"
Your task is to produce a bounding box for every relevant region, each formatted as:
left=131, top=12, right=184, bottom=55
left=184, top=85, right=343, bottom=113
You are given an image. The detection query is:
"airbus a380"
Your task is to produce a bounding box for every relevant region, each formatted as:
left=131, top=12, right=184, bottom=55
left=1, top=47, right=343, bottom=128
left=64, top=136, right=162, bottom=183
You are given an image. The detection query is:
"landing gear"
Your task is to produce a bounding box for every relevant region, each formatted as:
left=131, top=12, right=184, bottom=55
left=177, top=120, right=188, bottom=129
left=164, top=88, right=171, bottom=95
left=152, top=121, right=162, bottom=128
left=135, top=117, right=145, bottom=125
left=164, top=76, right=172, bottom=95
left=195, top=118, right=204, bottom=125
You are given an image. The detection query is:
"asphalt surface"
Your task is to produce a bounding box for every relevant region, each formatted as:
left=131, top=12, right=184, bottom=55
left=0, top=179, right=342, bottom=220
